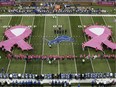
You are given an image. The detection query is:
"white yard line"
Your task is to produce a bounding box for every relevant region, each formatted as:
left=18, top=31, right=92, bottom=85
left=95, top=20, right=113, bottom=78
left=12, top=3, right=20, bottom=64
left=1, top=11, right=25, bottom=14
left=56, top=16, right=60, bottom=74
left=23, top=60, right=27, bottom=74
left=68, top=16, right=78, bottom=73
left=80, top=16, right=95, bottom=72
left=6, top=16, right=23, bottom=73
left=102, top=16, right=113, bottom=72
left=23, top=16, right=35, bottom=74
left=41, top=16, right=46, bottom=74
left=6, top=60, right=11, bottom=73
left=90, top=16, right=95, bottom=25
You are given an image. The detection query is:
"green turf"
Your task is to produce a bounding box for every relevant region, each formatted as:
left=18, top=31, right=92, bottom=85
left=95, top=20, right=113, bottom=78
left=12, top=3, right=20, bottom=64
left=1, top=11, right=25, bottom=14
left=42, top=16, right=76, bottom=74
left=81, top=16, right=111, bottom=72
left=70, top=16, right=93, bottom=73
left=0, top=16, right=115, bottom=75
left=57, top=16, right=76, bottom=73
left=26, top=16, right=45, bottom=74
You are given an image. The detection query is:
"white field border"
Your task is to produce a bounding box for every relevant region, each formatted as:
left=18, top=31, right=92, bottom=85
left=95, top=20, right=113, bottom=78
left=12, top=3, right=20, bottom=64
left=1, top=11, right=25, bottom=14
left=0, top=14, right=116, bottom=17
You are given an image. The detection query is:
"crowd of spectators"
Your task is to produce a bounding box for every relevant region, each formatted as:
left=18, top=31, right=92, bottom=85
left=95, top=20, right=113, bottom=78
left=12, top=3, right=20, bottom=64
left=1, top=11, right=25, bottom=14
left=8, top=6, right=109, bottom=14
left=0, top=3, right=115, bottom=14
left=0, top=72, right=115, bottom=86
left=1, top=69, right=115, bottom=79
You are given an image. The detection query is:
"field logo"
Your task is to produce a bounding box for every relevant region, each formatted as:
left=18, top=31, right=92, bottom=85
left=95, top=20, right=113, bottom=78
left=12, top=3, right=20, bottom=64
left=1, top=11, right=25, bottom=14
left=0, top=26, right=33, bottom=52
left=83, top=25, right=116, bottom=51
left=47, top=35, right=74, bottom=46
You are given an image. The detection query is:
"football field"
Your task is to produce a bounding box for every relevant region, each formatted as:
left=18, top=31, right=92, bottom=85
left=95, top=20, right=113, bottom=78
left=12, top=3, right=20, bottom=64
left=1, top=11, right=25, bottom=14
left=0, top=15, right=115, bottom=75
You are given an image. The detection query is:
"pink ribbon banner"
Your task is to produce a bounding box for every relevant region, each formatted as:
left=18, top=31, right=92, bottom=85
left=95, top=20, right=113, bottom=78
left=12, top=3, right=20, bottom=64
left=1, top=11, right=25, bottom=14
left=83, top=25, right=116, bottom=51
left=0, top=25, right=33, bottom=52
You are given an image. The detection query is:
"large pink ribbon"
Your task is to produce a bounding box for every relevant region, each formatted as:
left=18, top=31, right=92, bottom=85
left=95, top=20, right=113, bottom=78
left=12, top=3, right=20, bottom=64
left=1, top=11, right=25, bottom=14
left=83, top=25, right=116, bottom=51
left=0, top=25, right=33, bottom=52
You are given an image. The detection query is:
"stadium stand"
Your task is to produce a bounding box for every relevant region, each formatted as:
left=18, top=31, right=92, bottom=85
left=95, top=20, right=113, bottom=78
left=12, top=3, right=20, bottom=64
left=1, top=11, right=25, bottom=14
left=0, top=0, right=115, bottom=14
left=0, top=73, right=115, bottom=86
